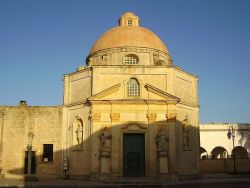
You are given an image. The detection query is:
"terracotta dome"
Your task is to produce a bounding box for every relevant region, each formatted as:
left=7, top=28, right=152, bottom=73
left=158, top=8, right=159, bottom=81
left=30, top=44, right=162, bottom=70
left=89, top=12, right=169, bottom=55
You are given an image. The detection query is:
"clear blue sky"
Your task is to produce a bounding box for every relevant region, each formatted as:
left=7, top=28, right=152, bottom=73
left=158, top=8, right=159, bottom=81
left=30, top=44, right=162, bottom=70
left=0, top=0, right=249, bottom=123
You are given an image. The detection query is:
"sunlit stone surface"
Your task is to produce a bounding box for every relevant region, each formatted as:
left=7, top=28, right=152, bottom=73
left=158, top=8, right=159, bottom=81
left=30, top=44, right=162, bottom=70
left=0, top=12, right=200, bottom=180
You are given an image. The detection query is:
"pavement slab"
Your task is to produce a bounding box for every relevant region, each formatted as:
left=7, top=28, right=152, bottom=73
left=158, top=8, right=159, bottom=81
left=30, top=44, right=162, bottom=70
left=0, top=174, right=250, bottom=188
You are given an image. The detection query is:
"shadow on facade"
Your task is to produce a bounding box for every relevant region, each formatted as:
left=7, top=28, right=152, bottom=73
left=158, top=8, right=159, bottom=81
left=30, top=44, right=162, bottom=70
left=3, top=119, right=201, bottom=183
left=237, top=124, right=250, bottom=153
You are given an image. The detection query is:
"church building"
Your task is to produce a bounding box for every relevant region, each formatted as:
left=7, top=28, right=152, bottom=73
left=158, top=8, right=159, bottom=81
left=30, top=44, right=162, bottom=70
left=0, top=12, right=200, bottom=180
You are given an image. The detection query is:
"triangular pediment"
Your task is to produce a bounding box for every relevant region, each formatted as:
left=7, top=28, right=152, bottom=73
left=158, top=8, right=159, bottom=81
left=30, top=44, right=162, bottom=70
left=145, top=84, right=180, bottom=104
left=121, top=123, right=147, bottom=131
left=89, top=83, right=121, bottom=100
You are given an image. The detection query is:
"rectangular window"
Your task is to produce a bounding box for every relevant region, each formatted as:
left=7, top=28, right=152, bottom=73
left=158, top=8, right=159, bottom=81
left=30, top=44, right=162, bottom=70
left=43, top=144, right=53, bottom=162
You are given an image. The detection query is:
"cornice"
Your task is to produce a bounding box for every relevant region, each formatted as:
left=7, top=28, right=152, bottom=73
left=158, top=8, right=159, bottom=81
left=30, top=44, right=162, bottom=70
left=90, top=83, right=121, bottom=100
left=64, top=66, right=92, bottom=77
left=87, top=46, right=171, bottom=59
left=178, top=101, right=200, bottom=108
left=90, top=65, right=174, bottom=69
left=172, top=66, right=198, bottom=79
left=64, top=100, right=88, bottom=107
left=145, top=84, right=180, bottom=104
left=88, top=99, right=169, bottom=105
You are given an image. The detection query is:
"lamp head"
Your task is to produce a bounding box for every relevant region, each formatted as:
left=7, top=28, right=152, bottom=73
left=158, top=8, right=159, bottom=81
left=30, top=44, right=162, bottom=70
left=232, top=131, right=235, bottom=138
left=227, top=128, right=232, bottom=139
left=27, top=132, right=34, bottom=146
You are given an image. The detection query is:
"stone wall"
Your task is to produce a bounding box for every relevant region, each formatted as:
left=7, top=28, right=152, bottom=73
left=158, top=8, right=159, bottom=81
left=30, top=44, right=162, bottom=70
left=0, top=103, right=63, bottom=178
left=64, top=68, right=92, bottom=106
left=201, top=159, right=250, bottom=173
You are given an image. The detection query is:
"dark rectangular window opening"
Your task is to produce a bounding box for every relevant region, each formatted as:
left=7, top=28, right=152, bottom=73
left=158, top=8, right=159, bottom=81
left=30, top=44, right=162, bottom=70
left=43, top=144, right=53, bottom=162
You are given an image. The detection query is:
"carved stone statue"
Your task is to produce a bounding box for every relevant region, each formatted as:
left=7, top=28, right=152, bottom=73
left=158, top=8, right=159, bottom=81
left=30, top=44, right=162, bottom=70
left=100, top=127, right=111, bottom=155
left=73, top=116, right=83, bottom=145
left=182, top=116, right=191, bottom=150
left=156, top=128, right=168, bottom=153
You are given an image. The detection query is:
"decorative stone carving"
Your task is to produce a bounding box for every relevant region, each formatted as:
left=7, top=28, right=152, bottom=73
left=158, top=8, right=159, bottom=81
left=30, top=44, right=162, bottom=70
left=75, top=120, right=83, bottom=145
left=121, top=123, right=147, bottom=131
left=76, top=65, right=85, bottom=71
left=99, top=127, right=112, bottom=157
left=166, top=110, right=177, bottom=121
left=90, top=113, right=101, bottom=121
left=72, top=116, right=83, bottom=149
left=110, top=113, right=120, bottom=121
left=153, top=53, right=159, bottom=62
left=182, top=115, right=191, bottom=150
left=156, top=128, right=169, bottom=174
left=156, top=128, right=168, bottom=155
left=147, top=113, right=157, bottom=121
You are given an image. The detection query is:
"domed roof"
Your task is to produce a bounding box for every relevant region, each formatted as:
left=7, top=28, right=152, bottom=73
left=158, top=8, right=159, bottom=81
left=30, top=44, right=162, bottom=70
left=89, top=12, right=169, bottom=55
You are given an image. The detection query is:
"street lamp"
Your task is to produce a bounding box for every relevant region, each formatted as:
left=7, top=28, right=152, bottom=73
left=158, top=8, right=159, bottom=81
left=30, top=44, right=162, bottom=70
left=27, top=132, right=34, bottom=178
left=227, top=125, right=237, bottom=174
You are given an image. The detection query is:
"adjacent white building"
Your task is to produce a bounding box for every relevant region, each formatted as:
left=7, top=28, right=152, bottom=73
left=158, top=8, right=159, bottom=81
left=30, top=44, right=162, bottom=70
left=200, top=123, right=250, bottom=159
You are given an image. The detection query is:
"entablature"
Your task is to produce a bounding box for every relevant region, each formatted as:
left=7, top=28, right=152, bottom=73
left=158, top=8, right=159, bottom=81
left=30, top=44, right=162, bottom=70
left=88, top=99, right=169, bottom=105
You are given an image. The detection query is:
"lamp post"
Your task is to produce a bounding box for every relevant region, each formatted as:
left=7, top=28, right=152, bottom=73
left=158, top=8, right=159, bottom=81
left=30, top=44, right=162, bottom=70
left=27, top=132, right=34, bottom=177
left=63, top=157, right=68, bottom=180
left=227, top=125, right=237, bottom=174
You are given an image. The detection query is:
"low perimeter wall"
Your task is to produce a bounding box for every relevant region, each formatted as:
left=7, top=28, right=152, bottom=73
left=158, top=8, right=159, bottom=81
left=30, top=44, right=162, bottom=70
left=201, top=159, right=250, bottom=173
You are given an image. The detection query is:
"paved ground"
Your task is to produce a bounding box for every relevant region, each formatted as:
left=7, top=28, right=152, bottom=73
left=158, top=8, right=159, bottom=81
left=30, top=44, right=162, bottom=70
left=0, top=174, right=250, bottom=187
left=170, top=183, right=250, bottom=188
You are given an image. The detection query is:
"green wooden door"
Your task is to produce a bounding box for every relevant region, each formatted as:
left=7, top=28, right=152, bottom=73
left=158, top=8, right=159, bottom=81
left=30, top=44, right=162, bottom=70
left=123, top=133, right=145, bottom=177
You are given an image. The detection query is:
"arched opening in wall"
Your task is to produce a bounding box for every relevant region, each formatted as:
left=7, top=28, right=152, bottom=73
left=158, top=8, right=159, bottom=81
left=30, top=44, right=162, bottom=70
left=72, top=116, right=84, bottom=150
left=211, top=146, right=228, bottom=159
left=127, top=78, right=140, bottom=97
left=127, top=19, right=133, bottom=26
left=123, top=54, right=139, bottom=65
left=200, top=147, right=208, bottom=159
left=232, top=146, right=248, bottom=158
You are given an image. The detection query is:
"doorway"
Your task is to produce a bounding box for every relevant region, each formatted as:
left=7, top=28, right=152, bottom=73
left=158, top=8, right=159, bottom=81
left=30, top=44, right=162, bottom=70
left=24, top=151, right=36, bottom=174
left=123, top=133, right=145, bottom=177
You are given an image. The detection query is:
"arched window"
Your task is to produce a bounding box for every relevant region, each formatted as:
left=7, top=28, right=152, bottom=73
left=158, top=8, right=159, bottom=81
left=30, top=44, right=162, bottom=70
left=123, top=54, right=138, bottom=65
left=127, top=78, right=139, bottom=97
left=127, top=19, right=133, bottom=26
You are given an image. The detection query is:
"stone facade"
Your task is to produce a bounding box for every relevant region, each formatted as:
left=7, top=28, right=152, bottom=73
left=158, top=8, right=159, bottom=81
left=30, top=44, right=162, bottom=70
left=0, top=12, right=200, bottom=180
left=0, top=102, right=62, bottom=178
left=63, top=12, right=200, bottom=180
